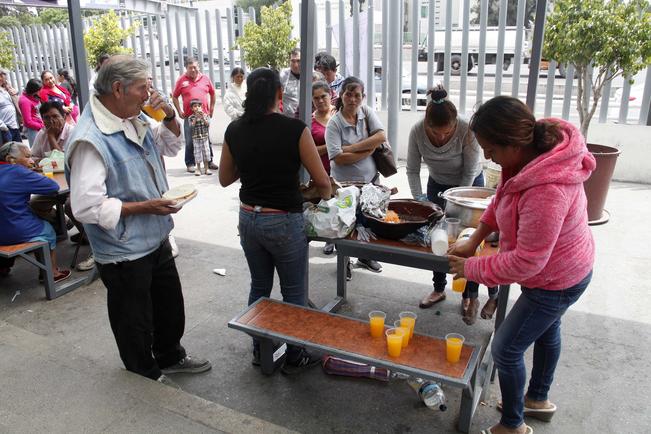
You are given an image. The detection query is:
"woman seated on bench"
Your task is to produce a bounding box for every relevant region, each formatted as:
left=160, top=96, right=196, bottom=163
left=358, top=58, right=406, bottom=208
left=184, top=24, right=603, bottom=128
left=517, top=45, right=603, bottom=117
left=0, top=141, right=71, bottom=282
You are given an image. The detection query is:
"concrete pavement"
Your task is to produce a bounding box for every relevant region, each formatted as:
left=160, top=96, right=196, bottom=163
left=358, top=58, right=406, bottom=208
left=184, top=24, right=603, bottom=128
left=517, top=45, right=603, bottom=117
left=1, top=145, right=650, bottom=433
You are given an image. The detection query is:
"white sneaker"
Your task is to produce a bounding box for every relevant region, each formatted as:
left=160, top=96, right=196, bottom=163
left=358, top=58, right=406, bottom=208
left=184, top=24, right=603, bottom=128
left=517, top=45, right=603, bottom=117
left=169, top=235, right=179, bottom=258
left=76, top=255, right=95, bottom=271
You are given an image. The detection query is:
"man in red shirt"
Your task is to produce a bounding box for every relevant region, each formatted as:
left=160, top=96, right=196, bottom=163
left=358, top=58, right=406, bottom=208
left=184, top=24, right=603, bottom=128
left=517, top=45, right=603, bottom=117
left=172, top=57, right=218, bottom=172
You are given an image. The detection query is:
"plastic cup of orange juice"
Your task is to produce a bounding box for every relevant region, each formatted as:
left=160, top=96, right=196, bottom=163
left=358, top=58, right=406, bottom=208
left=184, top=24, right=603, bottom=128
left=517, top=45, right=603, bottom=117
left=143, top=102, right=167, bottom=122
left=386, top=328, right=405, bottom=357
left=42, top=163, right=54, bottom=178
left=394, top=320, right=410, bottom=348
left=445, top=333, right=465, bottom=363
left=142, top=90, right=168, bottom=122
left=452, top=277, right=467, bottom=293
left=445, top=217, right=460, bottom=244
left=399, top=311, right=417, bottom=339
left=368, top=311, right=386, bottom=338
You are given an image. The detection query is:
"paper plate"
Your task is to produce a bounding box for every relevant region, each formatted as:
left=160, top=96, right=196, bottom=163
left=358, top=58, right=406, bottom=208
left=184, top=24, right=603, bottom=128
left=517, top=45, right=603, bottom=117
left=163, top=184, right=197, bottom=201
left=168, top=190, right=198, bottom=209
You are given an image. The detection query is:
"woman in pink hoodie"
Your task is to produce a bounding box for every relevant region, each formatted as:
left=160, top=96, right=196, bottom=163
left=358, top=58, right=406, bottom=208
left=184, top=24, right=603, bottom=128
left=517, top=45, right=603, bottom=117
left=449, top=96, right=595, bottom=434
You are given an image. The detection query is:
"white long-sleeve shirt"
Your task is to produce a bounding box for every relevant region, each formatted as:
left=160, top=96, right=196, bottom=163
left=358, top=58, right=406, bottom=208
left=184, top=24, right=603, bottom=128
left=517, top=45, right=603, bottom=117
left=68, top=96, right=183, bottom=231
left=223, top=83, right=246, bottom=121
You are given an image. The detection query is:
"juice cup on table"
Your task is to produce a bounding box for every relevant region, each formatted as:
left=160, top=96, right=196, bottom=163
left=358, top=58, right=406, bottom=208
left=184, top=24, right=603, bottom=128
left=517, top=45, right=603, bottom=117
left=42, top=163, right=54, bottom=178
left=445, top=333, right=465, bottom=363
left=452, top=277, right=467, bottom=293
left=445, top=217, right=460, bottom=244
left=369, top=311, right=386, bottom=338
left=394, top=320, right=410, bottom=348
left=399, top=311, right=417, bottom=339
left=386, top=328, right=405, bottom=357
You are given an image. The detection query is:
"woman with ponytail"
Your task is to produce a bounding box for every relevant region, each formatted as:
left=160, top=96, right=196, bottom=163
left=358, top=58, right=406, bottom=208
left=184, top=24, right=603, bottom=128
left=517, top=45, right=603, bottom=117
left=407, top=84, right=493, bottom=324
left=219, top=67, right=331, bottom=374
left=448, top=96, right=595, bottom=434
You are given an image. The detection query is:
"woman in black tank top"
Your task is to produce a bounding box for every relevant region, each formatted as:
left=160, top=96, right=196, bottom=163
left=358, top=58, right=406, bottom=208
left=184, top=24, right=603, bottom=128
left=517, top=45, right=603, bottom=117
left=219, top=67, right=331, bottom=373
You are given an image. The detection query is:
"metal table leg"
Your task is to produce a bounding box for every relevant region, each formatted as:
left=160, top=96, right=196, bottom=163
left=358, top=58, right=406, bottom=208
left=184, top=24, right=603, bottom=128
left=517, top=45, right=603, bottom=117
left=321, top=253, right=348, bottom=312
left=490, top=284, right=511, bottom=381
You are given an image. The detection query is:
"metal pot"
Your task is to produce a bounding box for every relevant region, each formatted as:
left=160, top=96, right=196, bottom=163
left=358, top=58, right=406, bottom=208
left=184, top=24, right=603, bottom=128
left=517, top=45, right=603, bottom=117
left=439, top=186, right=496, bottom=228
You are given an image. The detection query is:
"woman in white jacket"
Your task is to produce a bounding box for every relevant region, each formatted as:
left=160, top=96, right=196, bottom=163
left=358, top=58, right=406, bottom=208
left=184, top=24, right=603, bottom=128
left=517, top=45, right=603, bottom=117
left=223, top=68, right=246, bottom=121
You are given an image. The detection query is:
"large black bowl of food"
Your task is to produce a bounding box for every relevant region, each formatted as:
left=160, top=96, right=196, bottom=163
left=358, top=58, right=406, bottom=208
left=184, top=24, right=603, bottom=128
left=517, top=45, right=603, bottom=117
left=362, top=199, right=444, bottom=240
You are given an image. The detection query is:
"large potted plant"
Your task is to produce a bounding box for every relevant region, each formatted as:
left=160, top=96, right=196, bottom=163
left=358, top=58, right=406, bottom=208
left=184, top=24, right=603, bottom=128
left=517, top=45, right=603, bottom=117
left=544, top=0, right=651, bottom=223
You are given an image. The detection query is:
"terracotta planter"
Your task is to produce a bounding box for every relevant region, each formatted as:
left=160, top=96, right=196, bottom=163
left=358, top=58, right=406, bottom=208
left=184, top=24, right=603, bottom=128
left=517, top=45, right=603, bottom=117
left=583, top=143, right=620, bottom=225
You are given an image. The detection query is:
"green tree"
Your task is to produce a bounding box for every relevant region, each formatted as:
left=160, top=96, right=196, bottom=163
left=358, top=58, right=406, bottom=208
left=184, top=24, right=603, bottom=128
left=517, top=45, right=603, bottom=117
left=38, top=8, right=69, bottom=25
left=470, top=0, right=537, bottom=27
left=0, top=30, right=16, bottom=69
left=16, top=11, right=37, bottom=25
left=0, top=7, right=37, bottom=26
left=544, top=0, right=651, bottom=136
left=237, top=1, right=298, bottom=70
left=83, top=10, right=138, bottom=68
left=235, top=0, right=277, bottom=24
left=0, top=15, right=21, bottom=27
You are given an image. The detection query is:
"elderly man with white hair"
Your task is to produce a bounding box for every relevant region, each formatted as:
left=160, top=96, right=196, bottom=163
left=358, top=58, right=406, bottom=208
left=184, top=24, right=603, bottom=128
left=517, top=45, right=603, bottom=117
left=65, top=55, right=211, bottom=386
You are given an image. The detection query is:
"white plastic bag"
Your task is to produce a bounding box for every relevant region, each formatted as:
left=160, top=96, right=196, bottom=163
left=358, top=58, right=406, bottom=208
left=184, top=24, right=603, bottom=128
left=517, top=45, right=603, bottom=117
left=304, top=186, right=359, bottom=238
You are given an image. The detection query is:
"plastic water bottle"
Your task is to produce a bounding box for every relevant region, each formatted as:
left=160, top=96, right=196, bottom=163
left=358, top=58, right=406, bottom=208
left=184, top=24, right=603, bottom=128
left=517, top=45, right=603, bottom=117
left=407, top=377, right=447, bottom=411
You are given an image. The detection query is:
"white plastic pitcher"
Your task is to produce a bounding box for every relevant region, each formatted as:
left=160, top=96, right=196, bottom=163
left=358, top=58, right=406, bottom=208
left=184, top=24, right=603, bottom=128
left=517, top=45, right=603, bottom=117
left=430, top=226, right=448, bottom=256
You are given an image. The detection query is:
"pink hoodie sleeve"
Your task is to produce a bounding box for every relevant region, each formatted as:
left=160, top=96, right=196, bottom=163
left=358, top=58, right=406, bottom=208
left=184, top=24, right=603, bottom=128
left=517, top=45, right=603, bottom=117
left=465, top=184, right=570, bottom=287
left=19, top=96, right=43, bottom=130
left=479, top=199, right=498, bottom=230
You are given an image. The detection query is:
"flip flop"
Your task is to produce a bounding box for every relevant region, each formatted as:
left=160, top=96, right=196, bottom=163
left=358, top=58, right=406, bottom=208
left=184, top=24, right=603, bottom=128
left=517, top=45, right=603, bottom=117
left=497, top=401, right=557, bottom=422
left=480, top=425, right=533, bottom=434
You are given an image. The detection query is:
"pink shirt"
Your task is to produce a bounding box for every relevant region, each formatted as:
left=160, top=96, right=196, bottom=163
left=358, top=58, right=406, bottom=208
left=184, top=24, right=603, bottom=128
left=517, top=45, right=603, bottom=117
left=18, top=93, right=43, bottom=131
left=172, top=73, right=215, bottom=117
left=465, top=119, right=596, bottom=291
left=311, top=116, right=330, bottom=174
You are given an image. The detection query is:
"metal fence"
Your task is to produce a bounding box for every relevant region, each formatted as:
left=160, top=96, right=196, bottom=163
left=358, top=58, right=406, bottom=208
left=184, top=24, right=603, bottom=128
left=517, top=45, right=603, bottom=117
left=2, top=0, right=649, bottom=127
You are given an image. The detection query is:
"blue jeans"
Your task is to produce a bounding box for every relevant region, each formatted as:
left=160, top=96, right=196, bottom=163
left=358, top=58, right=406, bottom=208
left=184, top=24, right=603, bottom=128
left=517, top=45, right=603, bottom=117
left=427, top=173, right=485, bottom=294
left=239, top=209, right=308, bottom=359
left=29, top=220, right=57, bottom=250
left=184, top=118, right=213, bottom=166
left=25, top=128, right=38, bottom=147
left=493, top=270, right=592, bottom=428
left=1, top=128, right=22, bottom=144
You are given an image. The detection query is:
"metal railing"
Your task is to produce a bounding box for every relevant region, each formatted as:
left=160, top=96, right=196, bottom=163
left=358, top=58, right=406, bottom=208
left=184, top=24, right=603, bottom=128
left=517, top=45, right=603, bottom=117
left=2, top=0, right=649, bottom=129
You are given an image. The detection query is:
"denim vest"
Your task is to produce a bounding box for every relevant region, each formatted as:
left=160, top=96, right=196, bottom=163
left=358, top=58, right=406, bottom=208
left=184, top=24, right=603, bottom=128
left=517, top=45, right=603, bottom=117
left=65, top=104, right=173, bottom=264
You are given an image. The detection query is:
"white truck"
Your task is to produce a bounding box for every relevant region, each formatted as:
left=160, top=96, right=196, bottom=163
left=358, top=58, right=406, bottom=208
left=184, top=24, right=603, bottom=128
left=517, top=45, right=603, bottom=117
left=418, top=26, right=530, bottom=73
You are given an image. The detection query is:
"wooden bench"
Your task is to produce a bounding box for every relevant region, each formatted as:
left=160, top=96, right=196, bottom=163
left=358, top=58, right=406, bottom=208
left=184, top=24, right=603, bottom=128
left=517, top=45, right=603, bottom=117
left=229, top=298, right=494, bottom=433
left=0, top=242, right=86, bottom=300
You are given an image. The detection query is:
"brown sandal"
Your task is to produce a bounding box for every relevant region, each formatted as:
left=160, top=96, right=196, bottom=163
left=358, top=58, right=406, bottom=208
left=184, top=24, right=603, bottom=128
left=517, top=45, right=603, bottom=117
left=419, top=291, right=446, bottom=309
left=496, top=401, right=557, bottom=422
left=481, top=298, right=498, bottom=319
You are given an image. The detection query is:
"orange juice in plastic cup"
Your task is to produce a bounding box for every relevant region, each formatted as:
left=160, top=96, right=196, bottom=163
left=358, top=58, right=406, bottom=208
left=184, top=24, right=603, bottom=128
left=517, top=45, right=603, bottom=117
left=386, top=328, right=405, bottom=357
left=399, top=311, right=417, bottom=339
left=445, top=333, right=465, bottom=363
left=394, top=320, right=410, bottom=347
left=143, top=103, right=167, bottom=122
left=368, top=311, right=386, bottom=338
left=452, top=277, right=467, bottom=293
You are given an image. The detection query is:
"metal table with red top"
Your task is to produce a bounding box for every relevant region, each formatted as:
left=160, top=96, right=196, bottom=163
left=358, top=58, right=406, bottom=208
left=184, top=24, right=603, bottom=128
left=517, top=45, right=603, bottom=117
left=306, top=234, right=510, bottom=432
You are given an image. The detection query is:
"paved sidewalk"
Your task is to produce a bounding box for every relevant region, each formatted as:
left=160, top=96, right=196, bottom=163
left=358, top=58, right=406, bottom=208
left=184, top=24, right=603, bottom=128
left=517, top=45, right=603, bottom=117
left=1, top=146, right=650, bottom=433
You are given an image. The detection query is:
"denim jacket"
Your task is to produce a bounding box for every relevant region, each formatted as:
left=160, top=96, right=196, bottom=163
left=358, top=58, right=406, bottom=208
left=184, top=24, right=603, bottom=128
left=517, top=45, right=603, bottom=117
left=65, top=98, right=173, bottom=264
